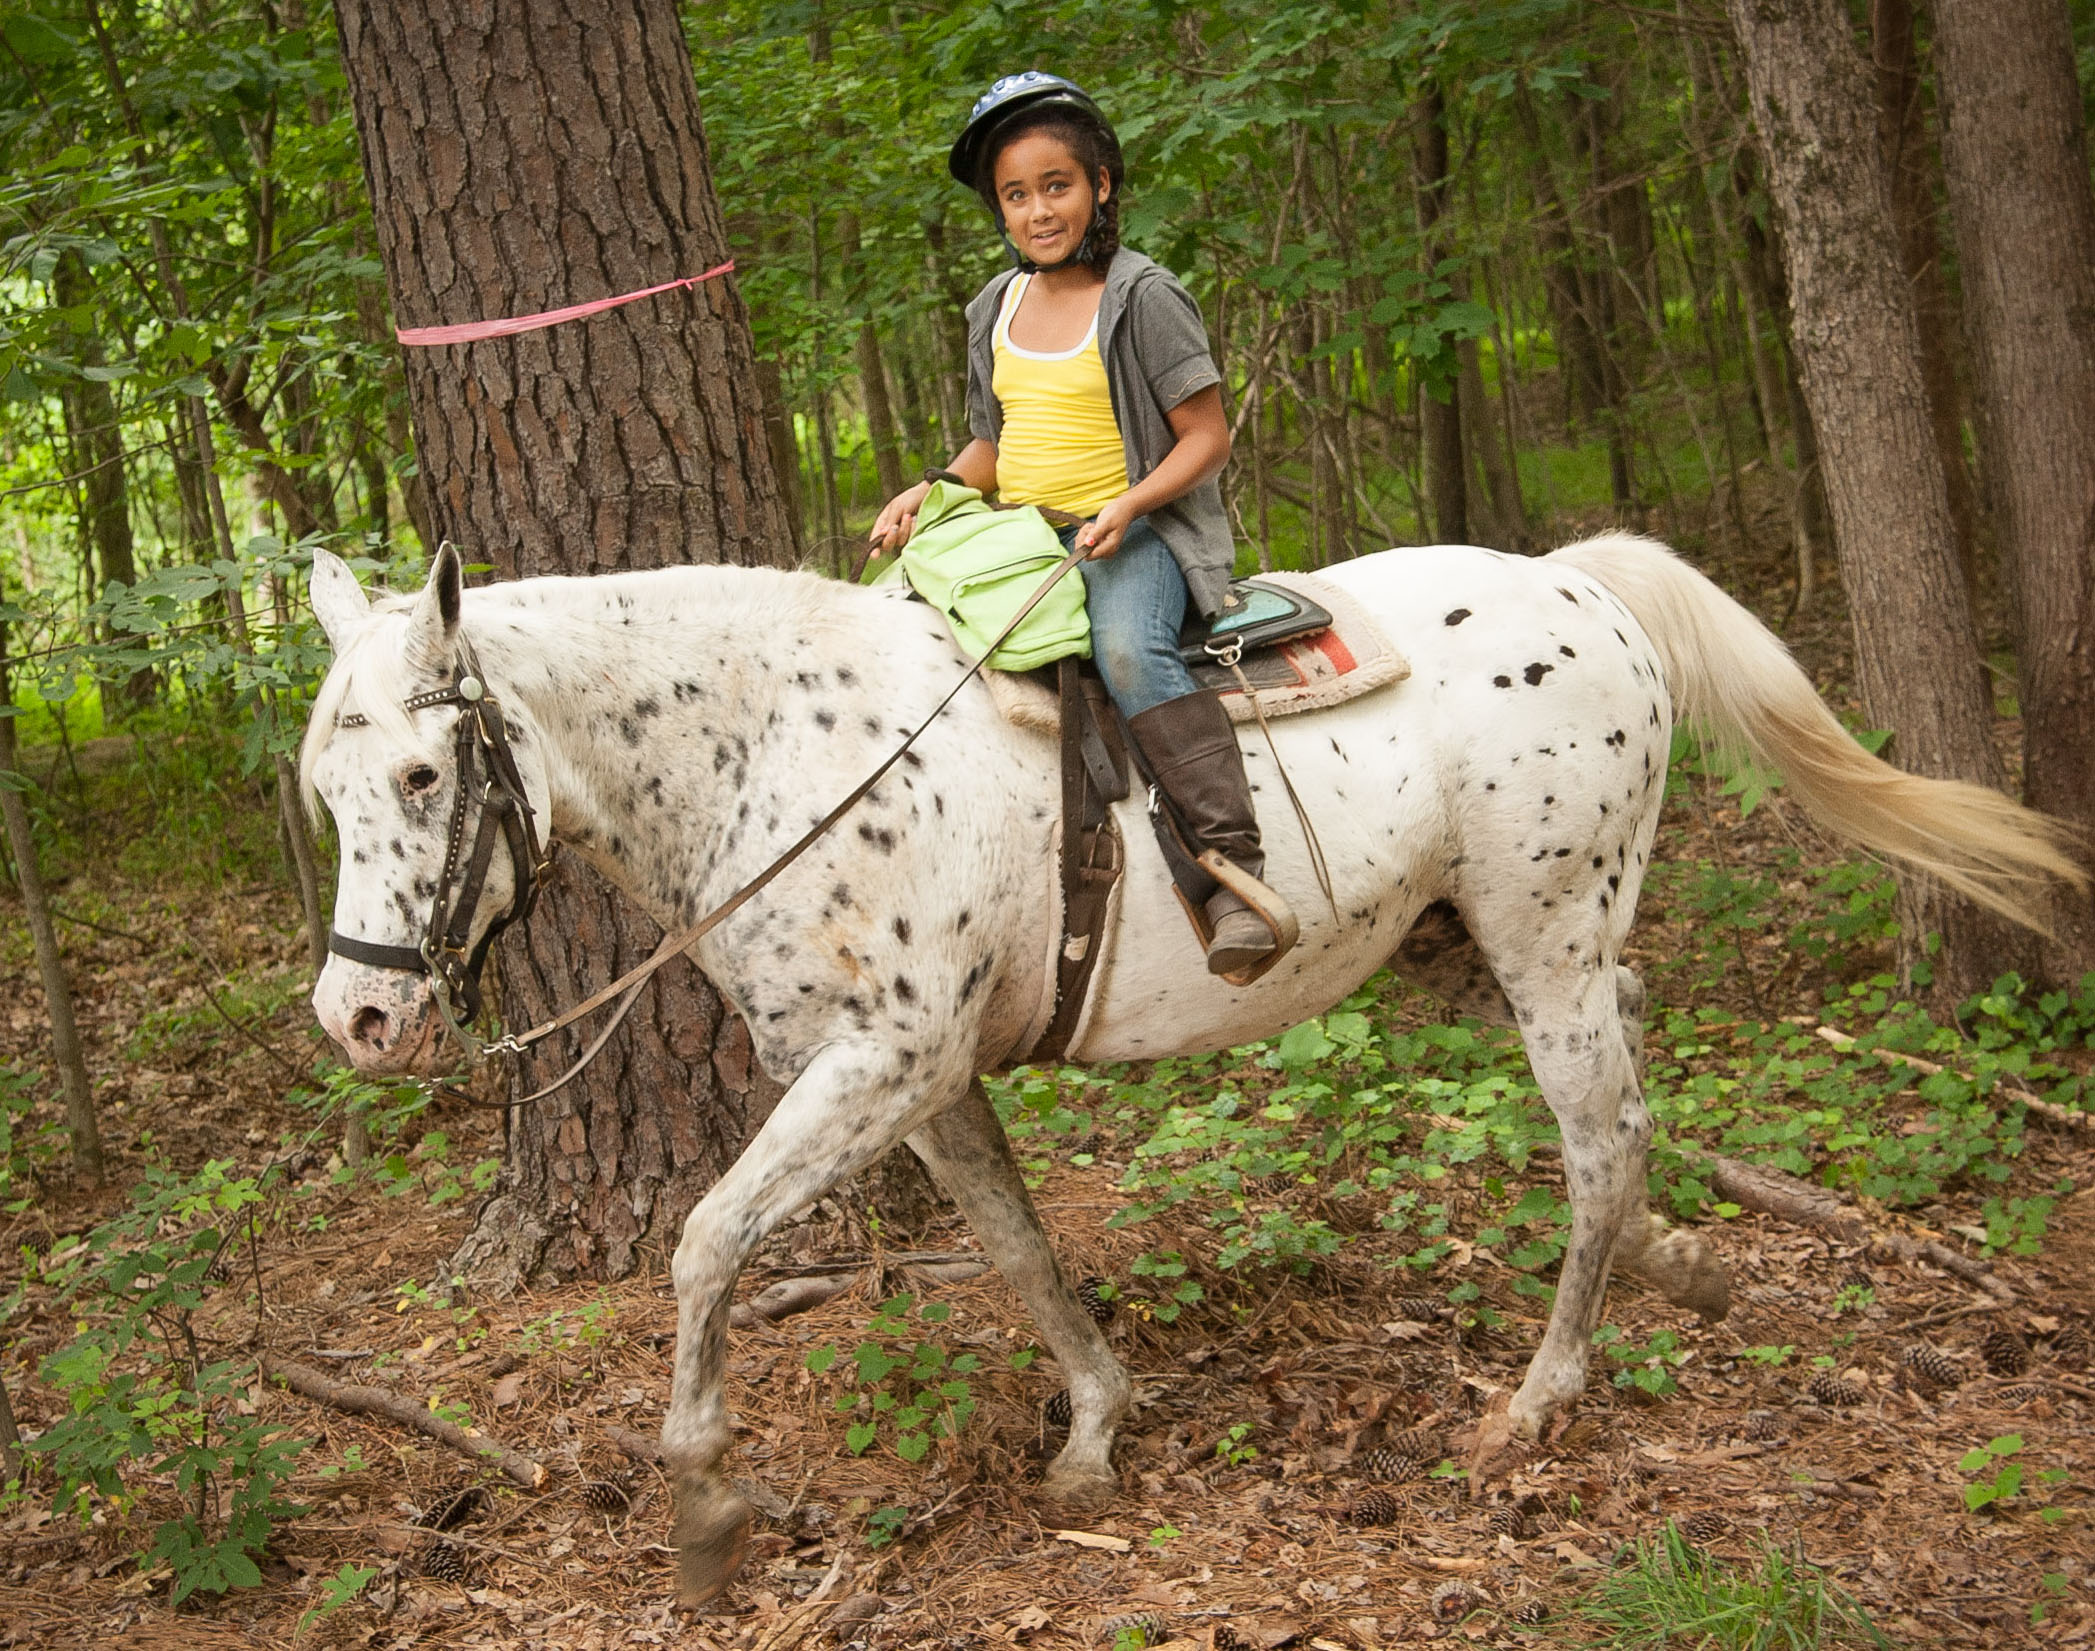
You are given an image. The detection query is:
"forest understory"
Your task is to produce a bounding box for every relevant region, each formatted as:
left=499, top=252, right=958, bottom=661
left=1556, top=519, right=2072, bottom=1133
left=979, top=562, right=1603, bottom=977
left=3, top=505, right=2094, bottom=1650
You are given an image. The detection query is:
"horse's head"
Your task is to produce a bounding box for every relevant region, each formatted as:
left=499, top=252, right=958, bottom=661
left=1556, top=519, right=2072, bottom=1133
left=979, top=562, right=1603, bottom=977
left=303, top=547, right=549, bottom=1075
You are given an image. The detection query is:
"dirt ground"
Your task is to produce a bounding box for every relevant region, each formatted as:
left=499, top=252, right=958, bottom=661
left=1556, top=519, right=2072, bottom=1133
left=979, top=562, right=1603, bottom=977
left=3, top=513, right=2093, bottom=1648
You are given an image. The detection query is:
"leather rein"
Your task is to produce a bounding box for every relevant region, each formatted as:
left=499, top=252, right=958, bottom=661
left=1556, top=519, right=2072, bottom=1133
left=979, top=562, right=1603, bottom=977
left=329, top=543, right=1092, bottom=1108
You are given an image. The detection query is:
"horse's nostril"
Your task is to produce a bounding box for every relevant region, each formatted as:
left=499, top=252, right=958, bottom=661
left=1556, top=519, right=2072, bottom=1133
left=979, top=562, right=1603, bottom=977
left=349, top=1006, right=391, bottom=1047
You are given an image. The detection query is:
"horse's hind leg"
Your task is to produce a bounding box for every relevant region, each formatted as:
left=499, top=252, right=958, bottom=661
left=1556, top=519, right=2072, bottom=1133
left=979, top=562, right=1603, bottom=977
left=907, top=1081, right=1131, bottom=1516
left=663, top=1042, right=962, bottom=1604
left=1489, top=955, right=1725, bottom=1438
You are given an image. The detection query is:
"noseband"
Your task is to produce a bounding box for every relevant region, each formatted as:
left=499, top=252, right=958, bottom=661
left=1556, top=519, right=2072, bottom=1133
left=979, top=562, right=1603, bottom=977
left=327, top=645, right=551, bottom=1051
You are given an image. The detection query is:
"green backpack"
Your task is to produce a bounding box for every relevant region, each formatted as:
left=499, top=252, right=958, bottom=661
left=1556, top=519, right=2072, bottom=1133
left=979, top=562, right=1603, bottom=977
left=895, top=480, right=1091, bottom=672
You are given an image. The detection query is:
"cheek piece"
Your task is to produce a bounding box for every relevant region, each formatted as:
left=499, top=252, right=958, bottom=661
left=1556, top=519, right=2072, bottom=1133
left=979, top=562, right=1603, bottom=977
left=326, top=644, right=551, bottom=1048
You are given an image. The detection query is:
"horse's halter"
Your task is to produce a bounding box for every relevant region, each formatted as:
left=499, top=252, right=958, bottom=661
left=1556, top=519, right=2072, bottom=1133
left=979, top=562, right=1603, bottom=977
left=326, top=641, right=551, bottom=1054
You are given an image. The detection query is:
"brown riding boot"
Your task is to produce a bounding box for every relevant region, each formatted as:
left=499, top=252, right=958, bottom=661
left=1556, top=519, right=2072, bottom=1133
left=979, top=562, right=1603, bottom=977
left=1126, top=689, right=1298, bottom=979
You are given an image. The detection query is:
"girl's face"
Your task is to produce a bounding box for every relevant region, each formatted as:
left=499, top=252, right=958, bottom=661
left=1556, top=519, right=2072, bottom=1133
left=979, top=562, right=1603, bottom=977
left=992, top=130, right=1109, bottom=267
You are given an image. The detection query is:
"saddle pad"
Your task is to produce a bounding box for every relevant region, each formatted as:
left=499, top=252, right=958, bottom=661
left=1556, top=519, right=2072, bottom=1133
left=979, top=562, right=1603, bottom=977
left=980, top=569, right=1408, bottom=730
left=1190, top=570, right=1409, bottom=723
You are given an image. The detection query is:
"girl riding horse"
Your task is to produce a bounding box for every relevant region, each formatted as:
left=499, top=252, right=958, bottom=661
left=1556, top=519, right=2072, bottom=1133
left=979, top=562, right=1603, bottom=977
left=870, top=73, right=1293, bottom=978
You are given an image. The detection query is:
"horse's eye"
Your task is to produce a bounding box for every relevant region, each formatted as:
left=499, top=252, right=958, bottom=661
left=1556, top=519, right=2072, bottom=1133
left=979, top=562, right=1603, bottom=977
left=403, top=764, right=441, bottom=795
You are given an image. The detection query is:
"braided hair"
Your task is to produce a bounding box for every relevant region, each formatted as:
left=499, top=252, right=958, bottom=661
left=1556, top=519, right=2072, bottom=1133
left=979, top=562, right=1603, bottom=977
left=974, top=105, right=1124, bottom=273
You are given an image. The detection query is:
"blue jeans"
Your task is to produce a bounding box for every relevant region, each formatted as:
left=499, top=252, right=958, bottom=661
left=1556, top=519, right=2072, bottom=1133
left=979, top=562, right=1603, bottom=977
left=1059, top=517, right=1199, bottom=718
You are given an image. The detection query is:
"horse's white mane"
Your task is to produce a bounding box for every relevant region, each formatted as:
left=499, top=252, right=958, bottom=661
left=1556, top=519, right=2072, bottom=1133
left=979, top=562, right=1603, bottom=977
left=299, top=592, right=446, bottom=816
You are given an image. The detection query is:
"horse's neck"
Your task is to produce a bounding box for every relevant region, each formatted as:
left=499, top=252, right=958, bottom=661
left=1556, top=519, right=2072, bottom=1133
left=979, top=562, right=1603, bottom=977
left=471, top=565, right=847, bottom=913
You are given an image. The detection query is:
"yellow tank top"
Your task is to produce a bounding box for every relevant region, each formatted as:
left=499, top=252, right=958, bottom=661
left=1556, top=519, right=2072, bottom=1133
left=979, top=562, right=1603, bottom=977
left=991, top=274, right=1130, bottom=517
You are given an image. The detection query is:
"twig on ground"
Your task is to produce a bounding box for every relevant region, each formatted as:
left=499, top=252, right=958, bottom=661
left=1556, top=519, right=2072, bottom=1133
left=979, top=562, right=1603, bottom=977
left=1677, top=1146, right=2015, bottom=1303
left=265, top=1353, right=547, bottom=1488
left=1816, top=1023, right=2095, bottom=1136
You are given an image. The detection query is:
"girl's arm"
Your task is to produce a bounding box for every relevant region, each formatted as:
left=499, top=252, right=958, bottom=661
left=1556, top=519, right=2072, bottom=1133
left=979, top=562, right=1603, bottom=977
left=1077, top=385, right=1229, bottom=558
left=868, top=437, right=999, bottom=551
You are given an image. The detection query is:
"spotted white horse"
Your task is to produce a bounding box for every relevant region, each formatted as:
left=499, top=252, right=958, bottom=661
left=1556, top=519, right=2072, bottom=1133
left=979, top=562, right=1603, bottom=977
left=302, top=535, right=2075, bottom=1602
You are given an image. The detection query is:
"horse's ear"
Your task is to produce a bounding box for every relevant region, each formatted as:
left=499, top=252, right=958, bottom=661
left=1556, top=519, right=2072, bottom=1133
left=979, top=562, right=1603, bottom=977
left=309, top=550, right=371, bottom=650
left=402, top=542, right=465, bottom=672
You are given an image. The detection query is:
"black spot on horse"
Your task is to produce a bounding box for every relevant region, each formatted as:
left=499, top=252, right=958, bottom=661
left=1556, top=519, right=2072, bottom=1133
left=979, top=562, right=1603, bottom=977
left=893, top=916, right=913, bottom=943
left=1559, top=644, right=1576, bottom=658
left=836, top=666, right=857, bottom=686
left=1493, top=674, right=1513, bottom=689
left=713, top=744, right=732, bottom=773
left=632, top=697, right=660, bottom=720
left=956, top=910, right=971, bottom=931
left=1444, top=608, right=1471, bottom=626
left=1557, top=587, right=1579, bottom=604
left=857, top=822, right=897, bottom=854
left=814, top=709, right=837, bottom=731
left=832, top=883, right=853, bottom=907
left=863, top=717, right=882, bottom=736
left=1605, top=729, right=1627, bottom=748
left=1523, top=662, right=1553, bottom=686
left=893, top=976, right=917, bottom=1005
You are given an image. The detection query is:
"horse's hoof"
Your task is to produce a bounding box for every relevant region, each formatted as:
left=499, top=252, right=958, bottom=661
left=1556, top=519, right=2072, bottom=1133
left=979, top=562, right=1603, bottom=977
left=673, top=1479, right=752, bottom=1606
left=1035, top=1464, right=1117, bottom=1524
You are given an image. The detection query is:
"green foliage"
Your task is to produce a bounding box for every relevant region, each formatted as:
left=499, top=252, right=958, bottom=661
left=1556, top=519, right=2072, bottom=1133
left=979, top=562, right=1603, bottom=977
left=12, top=1158, right=309, bottom=1605
left=1212, top=1421, right=1258, bottom=1467
left=0, top=1061, right=64, bottom=1209
left=1577, top=1523, right=1889, bottom=1648
left=1959, top=1434, right=2025, bottom=1513
left=1596, top=1324, right=1687, bottom=1398
left=804, top=1295, right=990, bottom=1466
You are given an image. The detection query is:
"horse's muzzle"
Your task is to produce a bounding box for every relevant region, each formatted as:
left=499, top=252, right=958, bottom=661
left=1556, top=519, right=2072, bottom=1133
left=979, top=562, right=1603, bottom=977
left=313, top=959, right=447, bottom=1075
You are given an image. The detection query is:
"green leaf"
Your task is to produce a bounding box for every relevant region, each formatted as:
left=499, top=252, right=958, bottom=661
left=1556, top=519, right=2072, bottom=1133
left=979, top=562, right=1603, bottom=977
left=845, top=1422, right=877, bottom=1455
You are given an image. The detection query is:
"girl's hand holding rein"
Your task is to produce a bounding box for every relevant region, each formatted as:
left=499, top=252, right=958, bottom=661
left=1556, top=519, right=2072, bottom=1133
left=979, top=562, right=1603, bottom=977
left=1076, top=495, right=1136, bottom=559
left=869, top=479, right=932, bottom=551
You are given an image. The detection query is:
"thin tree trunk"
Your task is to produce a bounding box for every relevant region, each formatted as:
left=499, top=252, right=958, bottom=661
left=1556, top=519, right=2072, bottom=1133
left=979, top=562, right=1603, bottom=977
left=1872, top=0, right=1983, bottom=599
left=1935, top=0, right=2095, bottom=979
left=0, top=626, right=102, bottom=1186
left=1414, top=83, right=1467, bottom=545
left=335, top=0, right=796, bottom=1285
left=1728, top=0, right=2034, bottom=995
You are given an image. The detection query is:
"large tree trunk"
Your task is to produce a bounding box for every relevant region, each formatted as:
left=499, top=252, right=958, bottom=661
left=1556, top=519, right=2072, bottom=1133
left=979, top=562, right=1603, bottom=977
left=1934, top=0, right=2095, bottom=979
left=1726, top=0, right=2034, bottom=996
left=333, top=0, right=797, bottom=1285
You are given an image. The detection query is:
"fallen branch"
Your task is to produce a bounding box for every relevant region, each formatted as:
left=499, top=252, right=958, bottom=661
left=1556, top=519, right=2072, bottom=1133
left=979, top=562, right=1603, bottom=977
left=265, top=1354, right=546, bottom=1488
left=1678, top=1147, right=2015, bottom=1304
left=1816, top=1024, right=2095, bottom=1137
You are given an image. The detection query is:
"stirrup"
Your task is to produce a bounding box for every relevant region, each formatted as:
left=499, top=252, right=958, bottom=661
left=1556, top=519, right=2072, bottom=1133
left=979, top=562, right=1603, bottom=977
left=1169, top=850, right=1299, bottom=987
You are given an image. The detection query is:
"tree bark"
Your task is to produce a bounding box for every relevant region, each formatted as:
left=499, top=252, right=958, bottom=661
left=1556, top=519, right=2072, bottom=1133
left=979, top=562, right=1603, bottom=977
left=1934, top=0, right=2095, bottom=979
left=1727, top=0, right=2034, bottom=995
left=333, top=0, right=795, bottom=1284
left=1871, top=0, right=1983, bottom=595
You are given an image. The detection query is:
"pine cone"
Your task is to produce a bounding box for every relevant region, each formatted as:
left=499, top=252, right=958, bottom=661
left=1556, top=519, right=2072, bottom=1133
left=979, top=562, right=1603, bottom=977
left=421, top=1540, right=468, bottom=1582
left=1511, top=1598, right=1549, bottom=1626
left=1349, top=1487, right=1401, bottom=1526
left=1211, top=1628, right=1250, bottom=1651
left=1996, top=1382, right=2043, bottom=1407
left=1982, top=1328, right=2032, bottom=1377
left=1429, top=1579, right=1484, bottom=1623
left=1079, top=1277, right=1117, bottom=1326
left=2047, top=1321, right=2091, bottom=1367
left=579, top=1479, right=630, bottom=1514
left=1744, top=1409, right=1781, bottom=1441
left=1098, top=1610, right=1167, bottom=1647
left=1485, top=1504, right=1532, bottom=1540
left=1679, top=1509, right=1729, bottom=1545
left=1901, top=1343, right=1962, bottom=1391
left=1043, top=1389, right=1073, bottom=1429
left=1804, top=1371, right=1863, bottom=1407
left=415, top=1487, right=485, bottom=1532
left=204, top=1252, right=235, bottom=1287
left=1397, top=1294, right=1444, bottom=1323
left=1386, top=1424, right=1443, bottom=1463
left=1357, top=1447, right=1419, bottom=1483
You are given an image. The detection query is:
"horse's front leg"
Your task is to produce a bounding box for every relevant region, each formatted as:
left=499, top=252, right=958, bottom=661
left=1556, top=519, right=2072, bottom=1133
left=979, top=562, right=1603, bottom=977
left=907, top=1080, right=1131, bottom=1518
left=663, top=1041, right=960, bottom=1605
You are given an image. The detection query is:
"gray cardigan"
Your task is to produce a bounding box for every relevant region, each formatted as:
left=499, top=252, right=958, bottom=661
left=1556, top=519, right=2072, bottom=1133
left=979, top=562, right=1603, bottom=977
left=965, top=250, right=1235, bottom=618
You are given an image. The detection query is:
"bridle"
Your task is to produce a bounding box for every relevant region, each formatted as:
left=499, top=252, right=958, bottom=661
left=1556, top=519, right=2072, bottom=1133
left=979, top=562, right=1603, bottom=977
left=326, top=640, right=552, bottom=1057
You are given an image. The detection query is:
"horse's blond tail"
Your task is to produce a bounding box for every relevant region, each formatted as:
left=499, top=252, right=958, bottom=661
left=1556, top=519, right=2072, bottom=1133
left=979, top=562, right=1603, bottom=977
left=1550, top=532, right=2087, bottom=935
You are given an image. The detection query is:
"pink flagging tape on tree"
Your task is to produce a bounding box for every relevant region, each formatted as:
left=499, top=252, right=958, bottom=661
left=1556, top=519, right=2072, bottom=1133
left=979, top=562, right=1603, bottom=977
left=394, top=261, right=736, bottom=347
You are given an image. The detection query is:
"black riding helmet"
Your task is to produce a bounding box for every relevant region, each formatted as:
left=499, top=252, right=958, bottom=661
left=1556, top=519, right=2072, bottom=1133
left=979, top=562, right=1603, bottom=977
left=950, top=73, right=1125, bottom=271
left=947, top=71, right=1118, bottom=187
